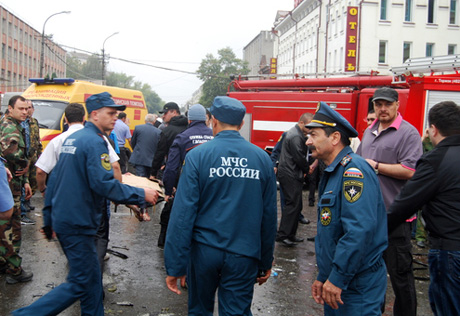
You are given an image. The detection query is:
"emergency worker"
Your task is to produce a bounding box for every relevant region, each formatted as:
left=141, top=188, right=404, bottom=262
left=307, top=102, right=387, bottom=315
left=12, top=92, right=159, bottom=316
left=0, top=95, right=33, bottom=284
left=165, top=96, right=277, bottom=315
left=158, top=104, right=213, bottom=247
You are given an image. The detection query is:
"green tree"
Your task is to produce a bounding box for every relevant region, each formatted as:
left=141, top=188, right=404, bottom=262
left=134, top=81, right=164, bottom=114
left=196, top=47, right=249, bottom=108
left=65, top=55, right=83, bottom=79
left=106, top=72, right=135, bottom=88
left=81, top=54, right=103, bottom=80
left=106, top=73, right=163, bottom=113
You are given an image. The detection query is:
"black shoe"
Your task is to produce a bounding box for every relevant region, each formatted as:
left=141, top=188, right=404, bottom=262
left=277, top=239, right=296, bottom=247
left=309, top=201, right=315, bottom=207
left=6, top=269, right=33, bottom=284
left=299, top=218, right=310, bottom=225
left=289, top=237, right=304, bottom=243
left=158, top=227, right=166, bottom=249
left=306, top=236, right=316, bottom=242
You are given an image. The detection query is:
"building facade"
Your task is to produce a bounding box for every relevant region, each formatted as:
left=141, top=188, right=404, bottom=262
left=243, top=31, right=277, bottom=76
left=269, top=0, right=460, bottom=77
left=0, top=6, right=66, bottom=93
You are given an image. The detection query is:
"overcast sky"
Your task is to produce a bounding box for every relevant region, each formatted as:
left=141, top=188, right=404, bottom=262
left=0, top=0, right=294, bottom=105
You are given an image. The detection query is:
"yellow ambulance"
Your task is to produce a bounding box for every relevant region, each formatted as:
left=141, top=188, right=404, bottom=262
left=22, top=78, right=148, bottom=148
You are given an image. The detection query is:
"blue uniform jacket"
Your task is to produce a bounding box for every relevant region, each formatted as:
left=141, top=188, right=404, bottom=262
left=162, top=121, right=213, bottom=196
left=316, top=146, right=387, bottom=290
left=164, top=130, right=278, bottom=276
left=43, top=122, right=145, bottom=235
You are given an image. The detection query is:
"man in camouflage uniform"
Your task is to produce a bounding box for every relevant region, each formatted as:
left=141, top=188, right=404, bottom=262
left=0, top=95, right=33, bottom=284
left=19, top=101, right=42, bottom=223
left=27, top=101, right=42, bottom=195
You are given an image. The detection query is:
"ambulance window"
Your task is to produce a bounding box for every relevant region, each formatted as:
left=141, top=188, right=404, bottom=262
left=31, top=100, right=67, bottom=130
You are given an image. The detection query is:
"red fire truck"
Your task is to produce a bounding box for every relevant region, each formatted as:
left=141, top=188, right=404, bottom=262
left=227, top=55, right=460, bottom=151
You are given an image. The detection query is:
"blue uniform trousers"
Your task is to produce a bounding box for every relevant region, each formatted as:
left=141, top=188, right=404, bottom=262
left=324, top=259, right=387, bottom=316
left=188, top=242, right=258, bottom=316
left=13, top=234, right=103, bottom=316
left=428, top=249, right=460, bottom=316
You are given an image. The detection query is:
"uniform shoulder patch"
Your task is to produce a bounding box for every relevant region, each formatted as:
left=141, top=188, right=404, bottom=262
left=101, top=153, right=111, bottom=171
left=343, top=180, right=363, bottom=203
left=340, top=155, right=352, bottom=166
left=343, top=167, right=364, bottom=179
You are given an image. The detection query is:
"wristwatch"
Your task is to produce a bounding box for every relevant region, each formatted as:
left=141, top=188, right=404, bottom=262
left=374, top=162, right=379, bottom=174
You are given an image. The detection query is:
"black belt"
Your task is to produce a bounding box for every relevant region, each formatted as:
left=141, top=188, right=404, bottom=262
left=429, top=237, right=460, bottom=251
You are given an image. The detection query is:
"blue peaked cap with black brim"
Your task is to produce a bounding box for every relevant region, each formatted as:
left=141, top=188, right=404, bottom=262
left=305, top=102, right=358, bottom=138
left=210, top=96, right=246, bottom=126
left=86, top=92, right=126, bottom=114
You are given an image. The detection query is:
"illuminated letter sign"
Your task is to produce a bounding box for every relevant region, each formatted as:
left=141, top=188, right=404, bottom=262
left=345, top=7, right=359, bottom=72
left=270, top=58, right=277, bottom=79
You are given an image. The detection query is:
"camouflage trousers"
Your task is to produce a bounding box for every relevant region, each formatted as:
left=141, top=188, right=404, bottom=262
left=0, top=195, right=22, bottom=273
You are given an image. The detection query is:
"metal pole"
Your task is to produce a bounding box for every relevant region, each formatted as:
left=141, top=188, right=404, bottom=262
left=39, top=11, right=70, bottom=78
left=102, top=32, right=119, bottom=82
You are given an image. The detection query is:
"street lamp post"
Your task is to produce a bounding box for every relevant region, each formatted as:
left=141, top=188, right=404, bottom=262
left=40, top=11, right=71, bottom=78
left=101, top=32, right=119, bottom=82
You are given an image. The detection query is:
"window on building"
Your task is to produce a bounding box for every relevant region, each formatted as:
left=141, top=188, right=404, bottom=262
left=405, top=0, right=412, bottom=21
left=448, top=44, right=457, bottom=54
left=379, top=41, right=387, bottom=64
left=428, top=0, right=435, bottom=23
left=380, top=0, right=387, bottom=20
left=450, top=0, right=457, bottom=24
left=1, top=44, right=5, bottom=60
left=426, top=43, right=435, bottom=56
left=403, top=42, right=412, bottom=62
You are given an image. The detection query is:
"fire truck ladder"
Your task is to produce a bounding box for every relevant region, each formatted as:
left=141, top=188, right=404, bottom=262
left=391, top=55, right=460, bottom=79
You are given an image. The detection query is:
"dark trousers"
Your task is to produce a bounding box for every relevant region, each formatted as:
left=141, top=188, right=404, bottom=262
left=119, top=147, right=130, bottom=174
left=12, top=234, right=103, bottom=316
left=187, top=242, right=258, bottom=316
left=428, top=249, right=460, bottom=316
left=307, top=166, right=317, bottom=203
left=383, top=222, right=417, bottom=316
left=276, top=174, right=303, bottom=241
left=134, top=165, right=151, bottom=178
left=95, top=205, right=109, bottom=274
left=324, top=258, right=387, bottom=316
left=158, top=198, right=174, bottom=246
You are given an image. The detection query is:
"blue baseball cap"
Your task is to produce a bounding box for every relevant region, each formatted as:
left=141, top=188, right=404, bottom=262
left=306, top=102, right=358, bottom=138
left=86, top=92, right=126, bottom=114
left=210, top=96, right=246, bottom=126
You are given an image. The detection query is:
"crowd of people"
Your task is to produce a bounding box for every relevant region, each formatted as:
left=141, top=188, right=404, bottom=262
left=0, top=88, right=459, bottom=316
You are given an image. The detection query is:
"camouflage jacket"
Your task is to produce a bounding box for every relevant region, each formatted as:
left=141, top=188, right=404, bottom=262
left=0, top=116, right=29, bottom=194
left=28, top=117, right=42, bottom=159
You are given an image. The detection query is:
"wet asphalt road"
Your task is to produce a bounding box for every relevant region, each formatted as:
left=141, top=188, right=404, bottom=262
left=0, top=190, right=432, bottom=315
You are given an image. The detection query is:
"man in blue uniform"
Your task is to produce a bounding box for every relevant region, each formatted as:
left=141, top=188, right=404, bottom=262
left=12, top=92, right=159, bottom=316
left=164, top=96, right=277, bottom=316
left=307, top=102, right=387, bottom=315
left=158, top=104, right=213, bottom=247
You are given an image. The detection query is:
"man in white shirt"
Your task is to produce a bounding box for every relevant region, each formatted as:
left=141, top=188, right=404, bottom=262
left=36, top=103, right=120, bottom=194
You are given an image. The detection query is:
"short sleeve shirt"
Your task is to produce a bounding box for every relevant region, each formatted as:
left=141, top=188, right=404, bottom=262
left=113, top=119, right=131, bottom=147
left=0, top=158, right=14, bottom=212
left=357, top=114, right=423, bottom=209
